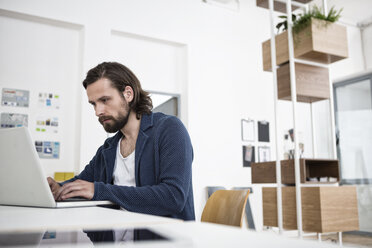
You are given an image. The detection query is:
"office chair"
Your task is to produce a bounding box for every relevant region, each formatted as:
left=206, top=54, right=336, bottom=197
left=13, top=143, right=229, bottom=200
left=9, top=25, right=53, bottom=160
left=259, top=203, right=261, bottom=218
left=201, top=189, right=250, bottom=227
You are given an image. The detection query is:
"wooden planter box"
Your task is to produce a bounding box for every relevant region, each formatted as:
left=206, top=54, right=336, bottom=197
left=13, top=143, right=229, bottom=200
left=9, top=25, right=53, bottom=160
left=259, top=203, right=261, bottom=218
left=251, top=159, right=340, bottom=184
left=256, top=0, right=312, bottom=13
left=263, top=186, right=359, bottom=233
left=262, top=18, right=348, bottom=71
left=277, top=62, right=330, bottom=103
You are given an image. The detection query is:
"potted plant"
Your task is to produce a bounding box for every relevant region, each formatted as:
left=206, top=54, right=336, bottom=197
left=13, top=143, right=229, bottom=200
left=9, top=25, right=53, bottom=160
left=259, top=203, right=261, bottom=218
left=262, top=5, right=348, bottom=72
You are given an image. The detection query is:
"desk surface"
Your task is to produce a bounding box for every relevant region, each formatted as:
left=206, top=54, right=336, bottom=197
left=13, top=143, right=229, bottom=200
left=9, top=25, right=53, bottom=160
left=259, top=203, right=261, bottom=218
left=0, top=205, right=340, bottom=247
left=0, top=205, right=179, bottom=232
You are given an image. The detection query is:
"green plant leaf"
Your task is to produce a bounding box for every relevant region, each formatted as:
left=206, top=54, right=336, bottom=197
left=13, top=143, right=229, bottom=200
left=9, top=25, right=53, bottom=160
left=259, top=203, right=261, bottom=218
left=274, top=4, right=344, bottom=34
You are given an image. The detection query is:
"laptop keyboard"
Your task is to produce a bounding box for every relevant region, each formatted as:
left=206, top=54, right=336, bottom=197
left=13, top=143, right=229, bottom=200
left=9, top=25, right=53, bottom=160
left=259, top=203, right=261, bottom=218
left=62, top=197, right=89, bottom=202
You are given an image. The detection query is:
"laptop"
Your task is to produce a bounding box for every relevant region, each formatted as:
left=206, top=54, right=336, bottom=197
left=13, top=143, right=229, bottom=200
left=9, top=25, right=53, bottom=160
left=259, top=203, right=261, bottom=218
left=0, top=127, right=113, bottom=208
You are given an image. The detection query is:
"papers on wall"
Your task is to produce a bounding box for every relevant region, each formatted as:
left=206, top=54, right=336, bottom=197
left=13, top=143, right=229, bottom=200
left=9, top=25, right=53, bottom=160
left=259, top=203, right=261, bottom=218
left=0, top=87, right=62, bottom=161
left=0, top=113, right=28, bottom=128
left=1, top=88, right=29, bottom=107
left=258, top=146, right=270, bottom=162
left=35, top=141, right=60, bottom=159
left=38, top=92, right=60, bottom=109
left=36, top=116, right=59, bottom=133
left=258, top=121, right=270, bottom=142
left=242, top=145, right=255, bottom=167
left=241, top=119, right=254, bottom=141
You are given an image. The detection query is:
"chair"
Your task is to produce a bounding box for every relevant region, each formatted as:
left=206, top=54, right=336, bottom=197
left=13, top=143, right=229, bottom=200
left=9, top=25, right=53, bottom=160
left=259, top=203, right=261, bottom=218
left=233, top=187, right=256, bottom=230
left=201, top=189, right=250, bottom=227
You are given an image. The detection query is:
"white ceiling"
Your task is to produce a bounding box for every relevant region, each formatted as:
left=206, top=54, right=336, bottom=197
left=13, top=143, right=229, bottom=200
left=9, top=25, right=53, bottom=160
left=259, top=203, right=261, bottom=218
left=311, top=0, right=372, bottom=25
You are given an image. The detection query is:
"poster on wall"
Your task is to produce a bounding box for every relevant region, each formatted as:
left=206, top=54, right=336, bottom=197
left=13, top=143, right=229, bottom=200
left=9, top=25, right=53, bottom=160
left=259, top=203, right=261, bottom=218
left=242, top=145, right=255, bottom=167
left=0, top=113, right=28, bottom=128
left=258, top=121, right=270, bottom=142
left=35, top=141, right=60, bottom=159
left=38, top=92, right=60, bottom=109
left=241, top=119, right=254, bottom=141
left=36, top=116, right=59, bottom=133
left=258, top=146, right=271, bottom=162
left=1, top=88, right=29, bottom=107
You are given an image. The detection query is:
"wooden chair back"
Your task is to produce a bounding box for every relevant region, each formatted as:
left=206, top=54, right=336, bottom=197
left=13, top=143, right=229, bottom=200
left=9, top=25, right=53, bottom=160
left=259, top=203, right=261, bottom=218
left=201, top=189, right=250, bottom=227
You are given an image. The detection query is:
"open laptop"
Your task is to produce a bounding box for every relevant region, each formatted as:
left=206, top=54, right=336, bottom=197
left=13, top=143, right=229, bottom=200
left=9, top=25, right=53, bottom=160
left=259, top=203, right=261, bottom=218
left=0, top=127, right=113, bottom=208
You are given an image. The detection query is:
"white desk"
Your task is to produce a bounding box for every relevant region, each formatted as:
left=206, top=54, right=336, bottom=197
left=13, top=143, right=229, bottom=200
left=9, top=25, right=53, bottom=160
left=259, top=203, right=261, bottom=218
left=0, top=205, right=179, bottom=232
left=0, top=205, right=341, bottom=247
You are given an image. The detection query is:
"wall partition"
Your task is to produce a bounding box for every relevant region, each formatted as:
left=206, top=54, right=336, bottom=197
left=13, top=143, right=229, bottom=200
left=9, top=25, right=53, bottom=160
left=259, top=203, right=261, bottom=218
left=334, top=71, right=372, bottom=232
left=0, top=9, right=83, bottom=177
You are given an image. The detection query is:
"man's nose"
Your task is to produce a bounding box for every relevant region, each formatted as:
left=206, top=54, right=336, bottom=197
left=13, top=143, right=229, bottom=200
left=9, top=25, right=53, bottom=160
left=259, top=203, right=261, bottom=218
left=95, top=104, right=105, bottom=117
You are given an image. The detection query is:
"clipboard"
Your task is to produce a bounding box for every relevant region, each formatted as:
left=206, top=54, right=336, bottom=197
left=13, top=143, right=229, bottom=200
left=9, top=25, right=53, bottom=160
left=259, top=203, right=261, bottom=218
left=241, top=119, right=254, bottom=142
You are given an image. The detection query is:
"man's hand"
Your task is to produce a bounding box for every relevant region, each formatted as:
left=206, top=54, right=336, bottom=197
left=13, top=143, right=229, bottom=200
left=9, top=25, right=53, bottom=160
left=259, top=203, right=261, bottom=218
left=47, top=177, right=62, bottom=200
left=57, top=179, right=95, bottom=201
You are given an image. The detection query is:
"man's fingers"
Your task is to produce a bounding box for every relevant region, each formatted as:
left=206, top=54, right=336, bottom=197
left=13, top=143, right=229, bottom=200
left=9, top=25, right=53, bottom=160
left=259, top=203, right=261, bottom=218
left=58, top=181, right=85, bottom=200
left=47, top=177, right=54, bottom=186
left=57, top=190, right=81, bottom=201
left=55, top=180, right=94, bottom=201
left=59, top=183, right=80, bottom=197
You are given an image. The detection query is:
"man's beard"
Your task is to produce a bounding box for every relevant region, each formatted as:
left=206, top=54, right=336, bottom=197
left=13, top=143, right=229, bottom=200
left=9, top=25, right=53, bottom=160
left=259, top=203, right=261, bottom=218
left=99, top=106, right=131, bottom=133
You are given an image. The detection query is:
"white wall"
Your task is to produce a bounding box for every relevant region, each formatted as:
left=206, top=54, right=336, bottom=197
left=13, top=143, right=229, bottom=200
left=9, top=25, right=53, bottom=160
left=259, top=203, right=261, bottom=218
left=0, top=9, right=83, bottom=176
left=362, top=24, right=372, bottom=69
left=0, top=0, right=367, bottom=230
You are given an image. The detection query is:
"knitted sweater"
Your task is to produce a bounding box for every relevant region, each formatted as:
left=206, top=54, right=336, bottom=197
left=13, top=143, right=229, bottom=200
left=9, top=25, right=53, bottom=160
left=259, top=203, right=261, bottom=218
left=64, top=112, right=195, bottom=220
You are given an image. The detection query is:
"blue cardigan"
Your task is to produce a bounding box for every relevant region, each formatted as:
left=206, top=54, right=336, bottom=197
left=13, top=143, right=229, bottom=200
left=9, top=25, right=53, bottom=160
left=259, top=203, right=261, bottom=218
left=65, top=112, right=195, bottom=220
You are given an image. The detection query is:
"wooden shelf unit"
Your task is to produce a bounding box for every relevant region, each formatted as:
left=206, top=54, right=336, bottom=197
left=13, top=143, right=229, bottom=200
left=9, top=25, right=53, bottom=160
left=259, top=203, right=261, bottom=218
left=262, top=18, right=348, bottom=72
left=251, top=159, right=340, bottom=184
left=263, top=186, right=359, bottom=233
left=256, top=0, right=356, bottom=235
left=277, top=62, right=330, bottom=103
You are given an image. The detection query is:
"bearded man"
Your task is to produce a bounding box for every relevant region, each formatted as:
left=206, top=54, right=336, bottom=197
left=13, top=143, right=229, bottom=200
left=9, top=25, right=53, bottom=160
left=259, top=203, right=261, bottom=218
left=47, top=62, right=195, bottom=221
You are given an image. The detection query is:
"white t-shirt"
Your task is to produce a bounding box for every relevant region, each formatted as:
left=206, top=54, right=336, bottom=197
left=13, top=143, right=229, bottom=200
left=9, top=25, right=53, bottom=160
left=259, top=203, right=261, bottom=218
left=113, top=137, right=135, bottom=241
left=113, top=137, right=136, bottom=187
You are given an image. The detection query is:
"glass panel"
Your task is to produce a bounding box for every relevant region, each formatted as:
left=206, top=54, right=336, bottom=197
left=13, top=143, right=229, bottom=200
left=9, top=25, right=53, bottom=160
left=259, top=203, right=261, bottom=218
left=335, top=77, right=372, bottom=233
left=335, top=79, right=372, bottom=181
left=336, top=79, right=371, bottom=112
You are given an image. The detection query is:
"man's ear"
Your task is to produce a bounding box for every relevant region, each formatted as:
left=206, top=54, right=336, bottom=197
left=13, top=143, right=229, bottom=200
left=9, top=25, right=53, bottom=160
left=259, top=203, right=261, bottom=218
left=123, top=86, right=134, bottom=103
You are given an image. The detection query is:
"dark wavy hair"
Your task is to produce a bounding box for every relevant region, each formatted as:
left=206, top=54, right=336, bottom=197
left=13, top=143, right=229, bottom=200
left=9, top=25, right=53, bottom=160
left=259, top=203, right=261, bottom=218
left=82, top=62, right=152, bottom=119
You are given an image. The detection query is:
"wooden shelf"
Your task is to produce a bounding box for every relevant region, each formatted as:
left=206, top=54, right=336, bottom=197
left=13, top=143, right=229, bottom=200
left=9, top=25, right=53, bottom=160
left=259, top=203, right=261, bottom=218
left=256, top=0, right=312, bottom=13
left=251, top=159, right=340, bottom=184
left=277, top=62, right=330, bottom=103
left=262, top=18, right=348, bottom=72
left=263, top=186, right=359, bottom=233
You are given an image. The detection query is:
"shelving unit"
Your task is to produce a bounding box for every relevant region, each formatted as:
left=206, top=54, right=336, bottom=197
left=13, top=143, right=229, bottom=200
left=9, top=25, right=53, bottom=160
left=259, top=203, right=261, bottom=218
left=254, top=0, right=358, bottom=242
left=262, top=186, right=359, bottom=233
left=252, top=159, right=340, bottom=184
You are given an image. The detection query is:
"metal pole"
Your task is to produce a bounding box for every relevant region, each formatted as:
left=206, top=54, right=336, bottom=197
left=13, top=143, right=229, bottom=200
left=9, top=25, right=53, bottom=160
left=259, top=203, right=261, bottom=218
left=323, top=0, right=341, bottom=244
left=328, top=75, right=337, bottom=159
left=322, top=0, right=328, bottom=15
left=338, top=232, right=343, bottom=246
left=310, top=103, right=316, bottom=158
left=268, top=0, right=283, bottom=234
left=286, top=0, right=303, bottom=238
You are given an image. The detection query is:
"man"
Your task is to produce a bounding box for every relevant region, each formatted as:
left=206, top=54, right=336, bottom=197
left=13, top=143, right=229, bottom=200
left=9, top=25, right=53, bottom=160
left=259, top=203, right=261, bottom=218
left=48, top=62, right=195, bottom=221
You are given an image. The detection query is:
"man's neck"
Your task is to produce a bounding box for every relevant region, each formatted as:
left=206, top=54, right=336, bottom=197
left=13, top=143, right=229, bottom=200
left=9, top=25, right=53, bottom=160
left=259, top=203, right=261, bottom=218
left=120, top=111, right=141, bottom=141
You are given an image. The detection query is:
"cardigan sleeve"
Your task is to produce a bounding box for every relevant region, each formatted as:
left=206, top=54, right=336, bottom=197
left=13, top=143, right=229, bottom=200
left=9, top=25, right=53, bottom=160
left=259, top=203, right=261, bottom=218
left=60, top=146, right=103, bottom=186
left=92, top=116, right=194, bottom=218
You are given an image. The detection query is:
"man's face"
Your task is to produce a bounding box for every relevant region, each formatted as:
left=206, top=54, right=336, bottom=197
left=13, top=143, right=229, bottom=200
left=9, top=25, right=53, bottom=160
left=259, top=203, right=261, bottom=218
left=86, top=78, right=130, bottom=133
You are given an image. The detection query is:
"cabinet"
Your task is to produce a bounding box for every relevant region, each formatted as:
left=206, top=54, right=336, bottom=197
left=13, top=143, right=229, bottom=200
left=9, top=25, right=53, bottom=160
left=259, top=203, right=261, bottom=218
left=252, top=159, right=340, bottom=184
left=262, top=18, right=348, bottom=72
left=263, top=186, right=359, bottom=233
left=277, top=62, right=330, bottom=103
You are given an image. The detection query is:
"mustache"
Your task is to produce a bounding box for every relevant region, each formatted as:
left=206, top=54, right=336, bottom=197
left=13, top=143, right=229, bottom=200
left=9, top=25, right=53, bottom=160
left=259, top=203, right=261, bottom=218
left=98, top=116, right=114, bottom=124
